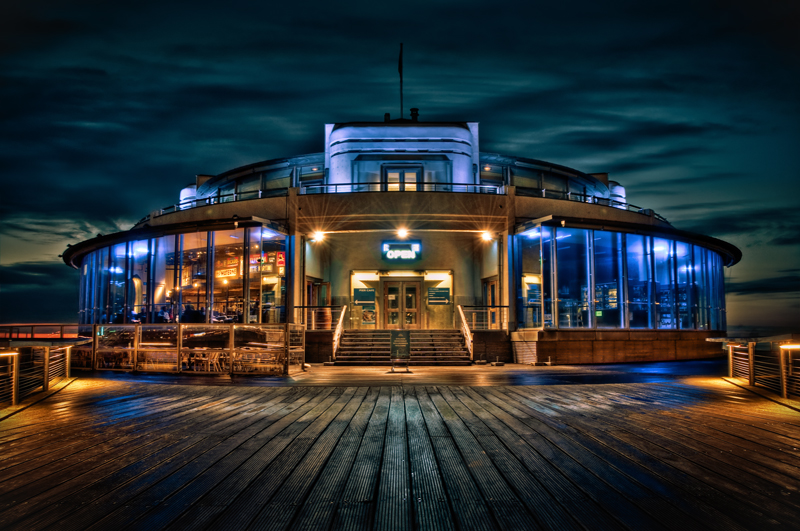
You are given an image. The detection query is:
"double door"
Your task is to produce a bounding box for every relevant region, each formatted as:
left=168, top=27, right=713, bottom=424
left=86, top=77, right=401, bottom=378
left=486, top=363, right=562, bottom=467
left=383, top=281, right=421, bottom=329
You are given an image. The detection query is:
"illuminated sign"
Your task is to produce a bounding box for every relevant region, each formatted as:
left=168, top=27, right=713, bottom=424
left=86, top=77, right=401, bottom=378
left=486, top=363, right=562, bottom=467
left=382, top=240, right=421, bottom=261
left=216, top=268, right=237, bottom=278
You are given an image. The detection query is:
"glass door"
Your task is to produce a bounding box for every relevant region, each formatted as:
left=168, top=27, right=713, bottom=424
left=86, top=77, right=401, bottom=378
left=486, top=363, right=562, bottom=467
left=384, top=166, right=422, bottom=191
left=483, top=279, right=498, bottom=329
left=383, top=281, right=421, bottom=329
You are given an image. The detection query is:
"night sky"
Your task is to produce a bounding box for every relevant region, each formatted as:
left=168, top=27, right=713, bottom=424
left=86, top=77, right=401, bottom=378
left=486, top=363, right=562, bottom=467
left=1, top=0, right=798, bottom=333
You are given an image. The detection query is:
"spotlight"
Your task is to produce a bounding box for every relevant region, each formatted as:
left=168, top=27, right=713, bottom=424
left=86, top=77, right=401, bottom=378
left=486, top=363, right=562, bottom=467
left=397, top=228, right=408, bottom=238
left=481, top=232, right=493, bottom=241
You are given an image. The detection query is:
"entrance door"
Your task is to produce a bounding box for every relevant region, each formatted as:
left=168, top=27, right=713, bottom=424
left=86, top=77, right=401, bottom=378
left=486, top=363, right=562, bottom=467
left=483, top=279, right=498, bottom=330
left=384, top=167, right=422, bottom=191
left=384, top=281, right=421, bottom=329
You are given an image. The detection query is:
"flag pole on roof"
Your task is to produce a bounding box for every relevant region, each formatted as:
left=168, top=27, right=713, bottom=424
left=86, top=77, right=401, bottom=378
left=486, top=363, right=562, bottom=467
left=398, top=43, right=403, bottom=119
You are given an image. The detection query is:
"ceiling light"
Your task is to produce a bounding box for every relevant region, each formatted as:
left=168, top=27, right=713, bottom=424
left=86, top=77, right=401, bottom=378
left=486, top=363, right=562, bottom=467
left=481, top=232, right=493, bottom=241
left=313, top=231, right=324, bottom=241
left=397, top=228, right=408, bottom=238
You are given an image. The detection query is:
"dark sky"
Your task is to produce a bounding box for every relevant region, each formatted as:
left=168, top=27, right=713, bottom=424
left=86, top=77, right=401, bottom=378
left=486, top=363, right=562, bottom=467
left=1, top=0, right=798, bottom=332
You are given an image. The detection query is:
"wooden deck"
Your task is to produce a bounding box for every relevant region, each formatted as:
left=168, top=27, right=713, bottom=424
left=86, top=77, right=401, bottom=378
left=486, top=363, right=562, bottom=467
left=0, top=375, right=799, bottom=530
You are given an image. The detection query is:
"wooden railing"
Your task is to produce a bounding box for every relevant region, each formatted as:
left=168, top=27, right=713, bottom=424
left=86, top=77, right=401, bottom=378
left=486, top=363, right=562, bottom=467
left=332, top=305, right=348, bottom=361
left=0, top=347, right=73, bottom=406
left=456, top=305, right=473, bottom=361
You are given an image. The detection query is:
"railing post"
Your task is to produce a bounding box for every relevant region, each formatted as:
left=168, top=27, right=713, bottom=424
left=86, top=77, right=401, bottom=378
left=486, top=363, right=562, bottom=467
left=229, top=323, right=235, bottom=376
left=747, top=342, right=755, bottom=386
left=12, top=353, right=20, bottom=406
left=133, top=324, right=140, bottom=373
left=727, top=344, right=734, bottom=378
left=177, top=323, right=183, bottom=373
left=66, top=347, right=72, bottom=378
left=92, top=324, right=99, bottom=370
left=43, top=347, right=51, bottom=392
left=779, top=347, right=788, bottom=399
left=283, top=323, right=290, bottom=376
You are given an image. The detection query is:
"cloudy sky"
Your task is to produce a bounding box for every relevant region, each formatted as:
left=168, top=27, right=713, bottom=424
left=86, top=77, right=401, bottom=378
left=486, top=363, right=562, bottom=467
left=1, top=0, right=798, bottom=332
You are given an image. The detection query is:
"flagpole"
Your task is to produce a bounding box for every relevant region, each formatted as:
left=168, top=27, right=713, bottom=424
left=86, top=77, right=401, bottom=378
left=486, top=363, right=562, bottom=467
left=399, top=43, right=403, bottom=119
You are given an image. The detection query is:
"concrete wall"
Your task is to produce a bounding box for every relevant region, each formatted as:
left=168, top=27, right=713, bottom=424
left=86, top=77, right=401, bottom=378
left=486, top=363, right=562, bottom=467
left=534, top=330, right=725, bottom=364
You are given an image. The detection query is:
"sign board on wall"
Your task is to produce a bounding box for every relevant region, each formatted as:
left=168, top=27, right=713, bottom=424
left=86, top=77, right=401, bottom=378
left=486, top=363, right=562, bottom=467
left=427, top=287, right=450, bottom=305
left=361, top=304, right=376, bottom=325
left=353, top=288, right=375, bottom=305
left=382, top=240, right=421, bottom=261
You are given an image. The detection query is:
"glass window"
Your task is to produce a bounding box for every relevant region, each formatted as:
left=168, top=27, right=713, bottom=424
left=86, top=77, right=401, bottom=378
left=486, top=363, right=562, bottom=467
left=542, top=227, right=555, bottom=328
left=556, top=228, right=590, bottom=328
left=517, top=227, right=544, bottom=328
left=152, top=235, right=178, bottom=323
left=626, top=235, right=653, bottom=328
left=543, top=173, right=567, bottom=198
left=260, top=231, right=287, bottom=323
left=594, top=231, right=623, bottom=328
left=264, top=168, right=291, bottom=191
left=511, top=167, right=540, bottom=190
left=237, top=175, right=261, bottom=199
left=675, top=242, right=692, bottom=329
left=219, top=181, right=236, bottom=202
left=129, top=239, right=150, bottom=322
left=693, top=246, right=709, bottom=330
left=384, top=166, right=421, bottom=191
left=212, top=229, right=245, bottom=323
left=180, top=233, right=209, bottom=322
left=654, top=238, right=676, bottom=329
left=107, top=243, right=128, bottom=323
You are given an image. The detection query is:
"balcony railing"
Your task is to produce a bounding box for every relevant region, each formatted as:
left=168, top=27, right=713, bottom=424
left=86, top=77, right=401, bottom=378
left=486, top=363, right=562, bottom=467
left=0, top=347, right=73, bottom=406
left=724, top=337, right=800, bottom=399
left=133, top=183, right=668, bottom=227
left=300, top=183, right=504, bottom=195
left=515, top=186, right=670, bottom=224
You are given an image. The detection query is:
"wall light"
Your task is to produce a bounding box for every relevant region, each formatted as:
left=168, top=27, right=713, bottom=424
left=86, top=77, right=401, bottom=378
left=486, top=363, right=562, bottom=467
left=780, top=344, right=800, bottom=349
left=397, top=228, right=408, bottom=238
left=481, top=232, right=493, bottom=241
left=312, top=231, right=325, bottom=242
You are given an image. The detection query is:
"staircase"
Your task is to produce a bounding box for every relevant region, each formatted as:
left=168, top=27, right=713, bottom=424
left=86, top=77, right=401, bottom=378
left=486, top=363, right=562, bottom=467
left=335, top=329, right=471, bottom=366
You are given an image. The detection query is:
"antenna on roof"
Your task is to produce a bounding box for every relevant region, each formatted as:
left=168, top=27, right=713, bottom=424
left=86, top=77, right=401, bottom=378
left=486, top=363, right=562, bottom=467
left=398, top=43, right=403, bottom=119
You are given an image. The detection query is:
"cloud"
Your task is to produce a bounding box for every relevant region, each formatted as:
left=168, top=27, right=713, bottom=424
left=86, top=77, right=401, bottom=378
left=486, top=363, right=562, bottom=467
left=0, top=261, right=80, bottom=322
left=727, top=275, right=800, bottom=296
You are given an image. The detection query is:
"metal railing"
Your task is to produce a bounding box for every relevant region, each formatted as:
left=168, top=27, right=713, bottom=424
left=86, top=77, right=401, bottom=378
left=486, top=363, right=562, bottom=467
left=459, top=306, right=509, bottom=331
left=0, top=347, right=73, bottom=406
left=300, top=183, right=503, bottom=195
left=515, top=186, right=670, bottom=224
left=332, top=305, right=348, bottom=361
left=90, top=323, right=305, bottom=376
left=293, top=306, right=346, bottom=331
left=0, top=324, right=84, bottom=340
left=726, top=338, right=800, bottom=399
left=456, top=306, right=474, bottom=361
left=137, top=189, right=289, bottom=224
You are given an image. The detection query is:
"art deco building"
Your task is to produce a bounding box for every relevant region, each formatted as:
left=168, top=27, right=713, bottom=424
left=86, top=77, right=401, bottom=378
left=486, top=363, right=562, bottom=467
left=63, top=110, right=740, bottom=364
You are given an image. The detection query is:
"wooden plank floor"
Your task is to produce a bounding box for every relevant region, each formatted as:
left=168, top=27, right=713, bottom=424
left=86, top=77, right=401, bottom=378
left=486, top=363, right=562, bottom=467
left=1, top=376, right=799, bottom=530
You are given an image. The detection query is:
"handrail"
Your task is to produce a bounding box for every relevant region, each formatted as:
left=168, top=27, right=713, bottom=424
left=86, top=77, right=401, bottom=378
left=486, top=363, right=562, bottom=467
left=0, top=347, right=73, bottom=406
left=457, top=305, right=473, bottom=362
left=134, top=183, right=669, bottom=226
left=332, top=305, right=347, bottom=361
left=300, top=183, right=503, bottom=195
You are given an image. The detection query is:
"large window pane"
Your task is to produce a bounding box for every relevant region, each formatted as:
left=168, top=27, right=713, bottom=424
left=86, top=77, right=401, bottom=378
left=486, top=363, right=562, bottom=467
left=676, top=241, right=692, bottom=329
left=129, top=239, right=150, bottom=322
left=556, top=228, right=590, bottom=328
left=626, top=235, right=653, bottom=328
left=517, top=227, right=543, bottom=328
left=542, top=227, right=555, bottom=328
left=212, top=229, right=245, bottom=322
left=594, top=231, right=623, bottom=328
left=108, top=243, right=128, bottom=323
left=260, top=231, right=287, bottom=323
left=654, top=238, right=676, bottom=329
left=694, top=246, right=709, bottom=330
left=152, top=235, right=178, bottom=322
left=180, top=233, right=209, bottom=322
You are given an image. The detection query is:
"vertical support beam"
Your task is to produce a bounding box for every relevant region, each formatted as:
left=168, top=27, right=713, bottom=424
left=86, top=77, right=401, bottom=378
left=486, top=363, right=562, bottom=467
left=93, top=324, right=99, bottom=371
left=133, top=324, right=140, bottom=372
left=747, top=342, right=755, bottom=386
left=229, top=323, right=235, bottom=376
left=66, top=347, right=72, bottom=378
left=727, top=344, right=734, bottom=378
left=177, top=322, right=183, bottom=373
left=12, top=353, right=20, bottom=406
left=43, top=347, right=51, bottom=392
left=779, top=346, right=788, bottom=399
left=283, top=323, right=290, bottom=376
